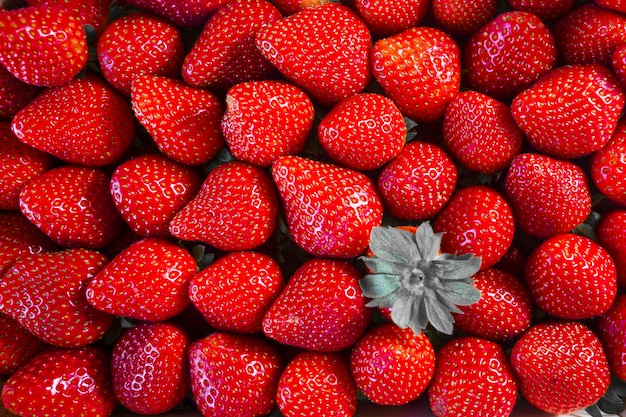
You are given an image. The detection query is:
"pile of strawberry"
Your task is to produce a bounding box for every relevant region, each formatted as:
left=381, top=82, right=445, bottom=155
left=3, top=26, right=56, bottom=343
left=2, top=0, right=626, bottom=416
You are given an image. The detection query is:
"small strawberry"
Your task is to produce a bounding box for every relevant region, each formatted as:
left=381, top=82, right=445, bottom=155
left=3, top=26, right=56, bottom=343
left=122, top=0, right=229, bottom=26
left=169, top=161, right=279, bottom=251
left=0, top=65, right=42, bottom=119
left=271, top=155, right=383, bottom=259
left=131, top=75, right=225, bottom=166
left=26, top=0, right=111, bottom=36
left=428, top=337, right=518, bottom=417
left=591, top=119, right=626, bottom=207
left=221, top=80, right=314, bottom=167
left=0, top=313, right=48, bottom=375
left=317, top=93, right=406, bottom=171
left=596, top=294, right=626, bottom=380
left=503, top=153, right=592, bottom=239
left=510, top=321, right=611, bottom=415
left=430, top=0, right=498, bottom=36
left=376, top=141, right=457, bottom=221
left=596, top=210, right=626, bottom=287
left=188, top=332, right=283, bottom=417
left=263, top=258, right=370, bottom=352
left=86, top=237, right=198, bottom=322
left=353, top=0, right=429, bottom=37
left=189, top=251, right=285, bottom=334
left=256, top=3, right=371, bottom=106
left=111, top=321, right=191, bottom=415
left=507, top=0, right=574, bottom=20
left=269, top=0, right=328, bottom=15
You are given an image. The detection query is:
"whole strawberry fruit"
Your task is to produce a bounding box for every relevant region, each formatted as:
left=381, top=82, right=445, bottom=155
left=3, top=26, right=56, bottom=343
left=596, top=210, right=626, bottom=287
left=596, top=294, right=626, bottom=380
left=591, top=119, right=626, bottom=207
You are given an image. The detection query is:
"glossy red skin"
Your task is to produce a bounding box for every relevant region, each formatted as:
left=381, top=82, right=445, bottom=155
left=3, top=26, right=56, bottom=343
left=0, top=65, right=42, bottom=119
left=596, top=0, right=626, bottom=14
left=611, top=43, right=626, bottom=90
left=596, top=210, right=626, bottom=287
left=507, top=0, right=574, bottom=20
left=354, top=0, right=429, bottom=37
left=591, top=119, right=626, bottom=207
left=596, top=294, right=626, bottom=380
left=122, top=0, right=230, bottom=26
left=26, top=0, right=111, bottom=35
left=0, top=314, right=48, bottom=375
left=430, top=0, right=498, bottom=36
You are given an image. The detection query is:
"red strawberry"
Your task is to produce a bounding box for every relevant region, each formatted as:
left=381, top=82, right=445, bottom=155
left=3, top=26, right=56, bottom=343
left=596, top=294, right=626, bottom=380
left=596, top=210, right=626, bottom=287
left=611, top=43, right=626, bottom=89
left=428, top=337, right=518, bottom=417
left=263, top=258, right=370, bottom=352
left=169, top=161, right=279, bottom=251
left=97, top=11, right=185, bottom=97
left=353, top=0, right=429, bottom=37
left=188, top=332, right=283, bottom=417
left=596, top=0, right=626, bottom=14
left=0, top=4, right=87, bottom=87
left=110, top=153, right=203, bottom=238
left=189, top=251, right=285, bottom=334
left=86, top=237, right=197, bottom=322
left=430, top=0, right=498, bottom=36
left=1, top=346, right=117, bottom=416
left=271, top=155, right=383, bottom=259
left=0, top=248, right=114, bottom=348
left=507, top=0, right=574, bottom=20
left=0, top=65, right=42, bottom=119
left=122, top=0, right=229, bottom=26
left=350, top=323, right=435, bottom=405
left=0, top=313, right=48, bottom=375
left=463, top=11, right=557, bottom=101
left=510, top=321, right=610, bottom=414
left=111, top=321, right=190, bottom=415
left=12, top=74, right=136, bottom=167
left=370, top=26, right=460, bottom=122
left=277, top=351, right=357, bottom=417
left=26, top=0, right=111, bottom=36
left=511, top=63, right=625, bottom=160
left=493, top=243, right=526, bottom=279
left=317, top=93, right=406, bottom=171
left=503, top=153, right=592, bottom=239
left=182, top=0, right=282, bottom=91
left=256, top=3, right=371, bottom=106
left=131, top=75, right=225, bottom=166
left=591, top=119, right=626, bottom=207
left=443, top=91, right=522, bottom=174
left=269, top=0, right=328, bottom=15
left=221, top=80, right=314, bottom=167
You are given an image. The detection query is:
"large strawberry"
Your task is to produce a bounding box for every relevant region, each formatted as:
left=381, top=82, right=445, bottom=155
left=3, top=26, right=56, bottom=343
left=430, top=0, right=498, bottom=36
left=122, top=0, right=230, bottom=26
left=353, top=0, right=429, bottom=37
left=596, top=210, right=626, bottom=287
left=0, top=313, right=48, bottom=375
left=591, top=119, right=626, bottom=207
left=0, top=65, right=42, bottom=119
left=596, top=294, right=626, bottom=381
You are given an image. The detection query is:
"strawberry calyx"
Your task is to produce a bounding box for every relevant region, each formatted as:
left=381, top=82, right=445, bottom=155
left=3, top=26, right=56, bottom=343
left=359, top=221, right=481, bottom=335
left=586, top=377, right=626, bottom=417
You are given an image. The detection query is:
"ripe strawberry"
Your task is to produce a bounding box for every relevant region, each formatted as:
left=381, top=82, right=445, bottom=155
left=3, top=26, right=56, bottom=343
left=428, top=337, right=518, bottom=417
left=122, top=0, right=229, bottom=26
left=0, top=65, right=42, bottom=119
left=256, top=3, right=371, bottom=106
left=169, top=161, right=279, bottom=251
left=12, top=74, right=136, bottom=167
left=26, top=0, right=111, bottom=36
left=0, top=4, right=87, bottom=87
left=189, top=251, right=285, bottom=334
left=430, top=0, right=498, bottom=36
left=131, top=75, right=225, bottom=166
left=110, top=153, right=203, bottom=238
left=596, top=0, right=626, bottom=14
left=1, top=346, right=117, bottom=416
left=596, top=294, right=626, bottom=380
left=370, top=26, right=460, bottom=122
left=463, top=11, right=557, bottom=101
left=188, top=332, right=283, bottom=417
left=510, top=321, right=610, bottom=414
left=86, top=237, right=197, bottom=322
left=317, top=93, right=406, bottom=171
left=503, top=153, right=592, bottom=239
left=507, top=0, right=574, bottom=20
left=182, top=0, right=282, bottom=91
left=353, top=0, right=429, bottom=37
left=271, top=155, right=383, bottom=258
left=591, top=119, right=626, bottom=206
left=277, top=351, right=357, bottom=417
left=511, top=63, right=625, bottom=160
left=263, top=258, right=370, bottom=351
left=443, top=91, right=522, bottom=174
left=111, top=321, right=190, bottom=415
left=611, top=43, right=626, bottom=89
left=596, top=210, right=626, bottom=287
left=0, top=248, right=114, bottom=348
left=221, top=80, right=314, bottom=167
left=350, top=323, right=435, bottom=405
left=269, top=0, right=328, bottom=15
left=376, top=141, right=457, bottom=221
left=0, top=313, right=48, bottom=375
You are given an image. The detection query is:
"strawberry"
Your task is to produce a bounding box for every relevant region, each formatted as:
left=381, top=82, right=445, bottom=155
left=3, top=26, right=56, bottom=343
left=189, top=251, right=285, bottom=334
left=188, top=332, right=283, bottom=417
left=370, top=26, right=460, bottom=122
left=596, top=0, right=626, bottom=14
left=0, top=4, right=87, bottom=87
left=611, top=43, right=626, bottom=89
left=503, top=153, right=592, bottom=239
left=493, top=243, right=526, bottom=279
left=97, top=11, right=185, bottom=97
left=256, top=3, right=371, bottom=106
left=270, top=0, right=328, bottom=15
left=271, top=155, right=383, bottom=259
left=596, top=210, right=626, bottom=287
left=110, top=153, right=203, bottom=238
left=122, top=0, right=229, bottom=26
left=221, top=80, right=315, bottom=167
left=0, top=248, right=114, bottom=348
left=443, top=91, right=523, bottom=174
left=182, top=0, right=282, bottom=91
left=463, top=11, right=557, bottom=101
left=111, top=321, right=191, bottom=415
left=26, top=0, right=111, bottom=36
left=169, top=161, right=279, bottom=251
left=596, top=294, right=626, bottom=380
left=276, top=351, right=357, bottom=417
left=11, top=74, right=136, bottom=167
left=430, top=0, right=498, bottom=36
left=1, top=346, right=117, bottom=416
left=376, top=141, right=457, bottom=221
left=428, top=336, right=518, bottom=417
left=0, top=65, right=42, bottom=119
left=510, top=321, right=611, bottom=414
left=511, top=63, right=625, bottom=160
left=0, top=313, right=48, bottom=375
left=507, top=0, right=574, bottom=20
left=131, top=75, right=225, bottom=166
left=591, top=119, right=626, bottom=207
left=263, top=258, right=370, bottom=352
left=433, top=185, right=515, bottom=270
left=353, top=0, right=429, bottom=37
left=317, top=93, right=406, bottom=171
left=86, top=237, right=198, bottom=322
left=350, top=322, right=435, bottom=405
